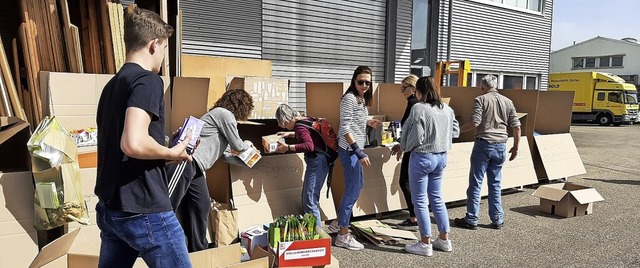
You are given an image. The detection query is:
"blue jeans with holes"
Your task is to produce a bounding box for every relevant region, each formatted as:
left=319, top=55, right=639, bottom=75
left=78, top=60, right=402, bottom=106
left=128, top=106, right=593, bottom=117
left=409, top=152, right=449, bottom=238
left=96, top=201, right=192, bottom=268
left=302, top=154, right=329, bottom=227
left=337, top=148, right=364, bottom=228
left=464, top=139, right=507, bottom=226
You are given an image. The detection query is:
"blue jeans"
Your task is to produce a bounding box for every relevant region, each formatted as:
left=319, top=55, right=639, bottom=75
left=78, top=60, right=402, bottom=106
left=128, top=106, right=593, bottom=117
left=303, top=154, right=330, bottom=227
left=337, top=148, right=364, bottom=227
left=464, top=139, right=507, bottom=225
left=96, top=201, right=192, bottom=268
left=409, top=152, right=449, bottom=238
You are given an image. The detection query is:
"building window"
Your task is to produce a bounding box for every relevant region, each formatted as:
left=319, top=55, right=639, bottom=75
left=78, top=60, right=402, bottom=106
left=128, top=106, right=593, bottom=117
left=503, top=75, right=524, bottom=89
left=599, top=56, right=611, bottom=67
left=612, top=56, right=623, bottom=67
left=573, top=58, right=584, bottom=69
left=474, top=0, right=543, bottom=12
left=585, top=57, right=596, bottom=68
left=526, top=76, right=537, bottom=89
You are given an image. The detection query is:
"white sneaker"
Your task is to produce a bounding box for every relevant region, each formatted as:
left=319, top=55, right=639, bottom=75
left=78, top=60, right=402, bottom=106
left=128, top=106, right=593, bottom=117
left=405, top=242, right=433, bottom=256
left=431, top=238, right=452, bottom=252
left=335, top=233, right=364, bottom=250
left=326, top=220, right=340, bottom=234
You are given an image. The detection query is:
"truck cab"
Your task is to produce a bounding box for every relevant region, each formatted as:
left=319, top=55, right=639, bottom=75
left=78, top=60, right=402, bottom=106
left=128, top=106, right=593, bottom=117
left=592, top=80, right=638, bottom=125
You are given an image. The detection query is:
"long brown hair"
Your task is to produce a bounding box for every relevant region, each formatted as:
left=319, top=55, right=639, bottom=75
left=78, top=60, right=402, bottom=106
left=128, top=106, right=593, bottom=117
left=344, top=66, right=373, bottom=107
left=212, top=89, right=254, bottom=120
left=415, top=76, right=443, bottom=109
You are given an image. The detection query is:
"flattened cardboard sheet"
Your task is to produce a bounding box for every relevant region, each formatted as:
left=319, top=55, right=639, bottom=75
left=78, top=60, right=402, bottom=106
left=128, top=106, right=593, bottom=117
left=534, top=133, right=586, bottom=180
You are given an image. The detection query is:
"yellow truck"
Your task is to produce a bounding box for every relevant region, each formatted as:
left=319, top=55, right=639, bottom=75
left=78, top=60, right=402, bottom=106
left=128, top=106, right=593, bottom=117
left=548, top=72, right=638, bottom=126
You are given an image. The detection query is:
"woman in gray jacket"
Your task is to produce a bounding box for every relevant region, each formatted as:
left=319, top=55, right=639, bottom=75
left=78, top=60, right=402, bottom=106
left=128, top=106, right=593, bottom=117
left=399, top=76, right=459, bottom=257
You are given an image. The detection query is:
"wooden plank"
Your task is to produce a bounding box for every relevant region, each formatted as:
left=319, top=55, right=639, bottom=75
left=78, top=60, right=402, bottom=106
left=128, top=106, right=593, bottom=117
left=86, top=0, right=103, bottom=73
left=116, top=3, right=125, bottom=71
left=98, top=0, right=115, bottom=74
left=70, top=25, right=84, bottom=73
left=0, top=74, right=9, bottom=116
left=160, top=0, right=169, bottom=76
left=0, top=36, right=27, bottom=121
left=59, top=0, right=78, bottom=73
left=11, top=38, right=23, bottom=104
left=78, top=0, right=94, bottom=73
left=46, top=0, right=67, bottom=72
left=19, top=23, right=41, bottom=125
left=108, top=3, right=120, bottom=72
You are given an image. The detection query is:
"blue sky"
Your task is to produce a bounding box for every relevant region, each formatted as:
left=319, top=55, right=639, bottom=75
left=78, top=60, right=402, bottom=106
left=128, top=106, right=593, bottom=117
left=552, top=0, right=640, bottom=51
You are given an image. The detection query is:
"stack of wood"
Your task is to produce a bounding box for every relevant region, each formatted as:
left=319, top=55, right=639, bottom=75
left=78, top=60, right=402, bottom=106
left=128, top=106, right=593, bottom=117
left=0, top=0, right=128, bottom=127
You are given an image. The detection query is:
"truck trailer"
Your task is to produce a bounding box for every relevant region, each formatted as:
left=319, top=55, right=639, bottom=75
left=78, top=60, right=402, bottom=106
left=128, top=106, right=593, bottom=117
left=548, top=72, right=638, bottom=126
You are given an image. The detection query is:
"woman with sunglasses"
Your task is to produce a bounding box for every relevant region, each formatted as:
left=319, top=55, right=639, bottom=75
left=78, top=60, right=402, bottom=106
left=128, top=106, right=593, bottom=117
left=399, top=76, right=459, bottom=256
left=391, top=74, right=420, bottom=231
left=327, top=66, right=380, bottom=250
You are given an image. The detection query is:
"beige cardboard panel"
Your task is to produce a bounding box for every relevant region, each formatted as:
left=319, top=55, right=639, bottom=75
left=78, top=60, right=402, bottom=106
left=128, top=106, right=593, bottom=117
left=377, top=83, right=407, bottom=122
left=499, top=90, right=540, bottom=141
left=30, top=228, right=81, bottom=268
left=227, top=77, right=289, bottom=119
left=43, top=72, right=98, bottom=106
left=305, top=82, right=348, bottom=128
left=48, top=105, right=102, bottom=117
left=55, top=116, right=97, bottom=133
left=230, top=153, right=336, bottom=230
left=207, top=160, right=231, bottom=204
left=0, top=171, right=36, bottom=226
left=181, top=55, right=272, bottom=107
left=0, top=232, right=39, bottom=268
left=171, top=77, right=211, bottom=132
left=440, top=86, right=483, bottom=116
left=501, top=138, right=538, bottom=188
left=535, top=91, right=574, bottom=135
left=534, top=134, right=586, bottom=180
left=571, top=188, right=605, bottom=204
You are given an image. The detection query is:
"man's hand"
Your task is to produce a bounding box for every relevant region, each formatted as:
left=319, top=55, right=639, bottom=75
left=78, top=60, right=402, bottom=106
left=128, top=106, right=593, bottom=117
left=169, top=129, right=193, bottom=162
left=508, top=147, right=518, bottom=161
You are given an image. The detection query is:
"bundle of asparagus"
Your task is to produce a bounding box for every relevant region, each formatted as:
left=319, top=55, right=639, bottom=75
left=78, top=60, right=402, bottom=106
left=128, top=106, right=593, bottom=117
left=269, top=213, right=319, bottom=248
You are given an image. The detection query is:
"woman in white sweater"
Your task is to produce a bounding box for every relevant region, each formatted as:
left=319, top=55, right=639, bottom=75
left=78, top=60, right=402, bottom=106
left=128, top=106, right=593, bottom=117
left=400, top=76, right=459, bottom=257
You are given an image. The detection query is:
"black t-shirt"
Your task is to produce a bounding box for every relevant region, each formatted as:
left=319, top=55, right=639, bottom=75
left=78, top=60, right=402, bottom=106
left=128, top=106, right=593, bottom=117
left=95, top=63, right=171, bottom=213
left=401, top=94, right=419, bottom=125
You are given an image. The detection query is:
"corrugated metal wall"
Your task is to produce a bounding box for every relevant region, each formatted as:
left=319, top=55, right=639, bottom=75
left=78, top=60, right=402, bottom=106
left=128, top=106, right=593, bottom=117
left=261, top=0, right=387, bottom=111
left=394, top=0, right=413, bottom=83
left=437, top=0, right=553, bottom=89
left=180, top=0, right=262, bottom=58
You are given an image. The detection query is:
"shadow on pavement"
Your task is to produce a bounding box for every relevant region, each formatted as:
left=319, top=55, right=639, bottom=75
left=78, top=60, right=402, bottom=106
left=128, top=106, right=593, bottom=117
left=509, top=205, right=563, bottom=219
left=583, top=177, right=640, bottom=186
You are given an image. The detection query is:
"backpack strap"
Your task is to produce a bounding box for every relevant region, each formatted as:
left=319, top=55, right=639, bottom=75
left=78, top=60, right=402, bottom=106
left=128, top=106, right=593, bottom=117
left=294, top=118, right=331, bottom=157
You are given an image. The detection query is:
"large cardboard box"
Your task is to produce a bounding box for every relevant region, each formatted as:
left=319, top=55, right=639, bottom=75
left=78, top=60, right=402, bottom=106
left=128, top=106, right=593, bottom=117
left=181, top=55, right=272, bottom=107
left=532, top=182, right=604, bottom=217
left=0, top=171, right=39, bottom=268
left=227, top=76, right=289, bottom=120
left=29, top=226, right=267, bottom=268
left=230, top=153, right=337, bottom=231
left=40, top=72, right=172, bottom=135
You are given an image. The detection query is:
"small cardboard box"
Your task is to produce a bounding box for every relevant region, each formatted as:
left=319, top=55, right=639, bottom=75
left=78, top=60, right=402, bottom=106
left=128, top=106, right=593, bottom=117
left=272, top=229, right=331, bottom=267
left=532, top=182, right=604, bottom=218
left=241, top=225, right=269, bottom=257
left=261, top=134, right=284, bottom=154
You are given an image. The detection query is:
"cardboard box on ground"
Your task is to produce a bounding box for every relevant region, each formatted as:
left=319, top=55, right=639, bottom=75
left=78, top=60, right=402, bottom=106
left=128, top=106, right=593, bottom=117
left=0, top=117, right=38, bottom=268
left=532, top=182, right=604, bottom=217
left=28, top=225, right=269, bottom=268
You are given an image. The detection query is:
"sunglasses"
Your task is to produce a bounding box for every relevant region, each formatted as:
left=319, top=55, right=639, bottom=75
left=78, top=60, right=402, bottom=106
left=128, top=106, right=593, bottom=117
left=356, top=80, right=372, bottom=86
left=400, top=85, right=412, bottom=92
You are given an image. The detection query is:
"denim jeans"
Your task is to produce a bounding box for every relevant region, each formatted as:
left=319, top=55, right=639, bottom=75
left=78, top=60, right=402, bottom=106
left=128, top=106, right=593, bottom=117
left=409, top=152, right=449, bottom=238
left=96, top=201, right=192, bottom=268
left=464, top=139, right=507, bottom=225
left=303, top=154, right=329, bottom=227
left=337, top=148, right=364, bottom=227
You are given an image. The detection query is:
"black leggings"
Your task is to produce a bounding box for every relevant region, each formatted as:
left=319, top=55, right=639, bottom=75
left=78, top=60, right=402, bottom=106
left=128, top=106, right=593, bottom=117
left=166, top=160, right=210, bottom=252
left=399, top=151, right=415, bottom=218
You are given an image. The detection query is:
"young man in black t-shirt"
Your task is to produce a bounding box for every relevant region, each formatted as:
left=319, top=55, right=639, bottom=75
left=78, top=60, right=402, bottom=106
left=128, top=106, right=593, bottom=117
left=95, top=6, right=193, bottom=267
